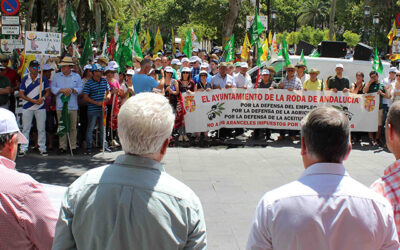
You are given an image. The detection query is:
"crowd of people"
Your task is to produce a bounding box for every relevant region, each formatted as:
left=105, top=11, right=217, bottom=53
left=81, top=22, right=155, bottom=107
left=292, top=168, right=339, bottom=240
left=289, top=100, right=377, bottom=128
left=0, top=45, right=398, bottom=156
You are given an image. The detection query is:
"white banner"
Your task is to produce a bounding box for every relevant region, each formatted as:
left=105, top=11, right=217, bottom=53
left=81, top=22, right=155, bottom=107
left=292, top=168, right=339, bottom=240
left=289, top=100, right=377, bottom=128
left=25, top=31, right=62, bottom=57
left=1, top=39, right=24, bottom=53
left=183, top=89, right=379, bottom=133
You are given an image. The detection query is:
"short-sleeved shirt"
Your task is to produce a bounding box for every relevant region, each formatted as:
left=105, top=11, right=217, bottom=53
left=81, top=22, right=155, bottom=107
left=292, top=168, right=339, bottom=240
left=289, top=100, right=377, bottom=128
left=20, top=74, right=50, bottom=110
left=193, top=73, right=212, bottom=84
left=211, top=73, right=235, bottom=89
left=366, top=81, right=386, bottom=109
left=303, top=79, right=323, bottom=91
left=106, top=79, right=121, bottom=105
left=233, top=72, right=253, bottom=88
left=0, top=75, right=10, bottom=105
left=1, top=67, right=20, bottom=89
left=132, top=74, right=159, bottom=95
left=83, top=77, right=110, bottom=113
left=196, top=81, right=211, bottom=90
left=282, top=76, right=302, bottom=90
left=328, top=76, right=350, bottom=91
left=258, top=80, right=278, bottom=89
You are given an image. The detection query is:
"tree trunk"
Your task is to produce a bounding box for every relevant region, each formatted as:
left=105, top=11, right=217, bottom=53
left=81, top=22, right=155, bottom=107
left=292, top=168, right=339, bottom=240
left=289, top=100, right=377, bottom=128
left=76, top=0, right=86, bottom=44
left=95, top=0, right=102, bottom=45
left=26, top=0, right=35, bottom=31
left=329, top=0, right=336, bottom=41
left=222, top=0, right=241, bottom=45
left=57, top=0, right=67, bottom=26
left=36, top=0, right=43, bottom=31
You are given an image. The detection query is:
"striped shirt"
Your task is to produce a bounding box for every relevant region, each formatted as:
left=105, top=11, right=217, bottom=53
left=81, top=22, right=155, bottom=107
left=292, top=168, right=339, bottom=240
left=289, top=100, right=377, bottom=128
left=20, top=74, right=50, bottom=110
left=371, top=159, right=400, bottom=240
left=83, top=77, right=110, bottom=112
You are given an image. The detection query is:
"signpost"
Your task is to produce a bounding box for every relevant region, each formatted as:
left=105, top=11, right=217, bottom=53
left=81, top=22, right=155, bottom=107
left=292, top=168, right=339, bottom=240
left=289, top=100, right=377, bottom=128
left=1, top=25, right=19, bottom=35
left=246, top=15, right=268, bottom=31
left=396, top=11, right=400, bottom=27
left=0, top=0, right=20, bottom=16
left=1, top=16, right=19, bottom=25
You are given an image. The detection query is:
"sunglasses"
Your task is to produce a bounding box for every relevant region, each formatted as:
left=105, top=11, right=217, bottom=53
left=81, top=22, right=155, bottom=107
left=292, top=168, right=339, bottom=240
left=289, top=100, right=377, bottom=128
left=182, top=72, right=190, bottom=74
left=396, top=75, right=400, bottom=77
left=200, top=74, right=207, bottom=77
left=31, top=66, right=39, bottom=69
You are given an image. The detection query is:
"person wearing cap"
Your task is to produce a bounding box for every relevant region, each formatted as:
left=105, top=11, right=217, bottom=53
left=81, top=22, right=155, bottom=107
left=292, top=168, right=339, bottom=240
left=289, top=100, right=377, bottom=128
left=266, top=66, right=276, bottom=82
left=83, top=64, right=111, bottom=154
left=234, top=62, right=241, bottom=74
left=193, top=48, right=199, bottom=56
left=121, top=69, right=135, bottom=104
left=211, top=62, right=235, bottom=89
left=193, top=63, right=212, bottom=84
left=194, top=70, right=212, bottom=144
left=382, top=67, right=397, bottom=136
left=97, top=56, right=109, bottom=68
left=233, top=62, right=252, bottom=89
left=199, top=51, right=206, bottom=62
left=0, top=108, right=58, bottom=249
left=181, top=57, right=190, bottom=69
left=209, top=59, right=219, bottom=76
left=171, top=59, right=182, bottom=79
left=303, top=68, right=323, bottom=91
left=132, top=59, right=163, bottom=95
left=258, top=69, right=278, bottom=89
left=364, top=70, right=390, bottom=147
left=161, top=66, right=177, bottom=110
left=51, top=57, right=83, bottom=154
left=227, top=62, right=235, bottom=76
left=279, top=64, right=302, bottom=91
left=19, top=60, right=51, bottom=157
left=77, top=64, right=93, bottom=148
left=154, top=57, right=162, bottom=70
left=0, top=54, right=20, bottom=113
left=190, top=56, right=201, bottom=77
left=0, top=64, right=11, bottom=109
left=295, top=62, right=310, bottom=84
left=327, top=64, right=350, bottom=93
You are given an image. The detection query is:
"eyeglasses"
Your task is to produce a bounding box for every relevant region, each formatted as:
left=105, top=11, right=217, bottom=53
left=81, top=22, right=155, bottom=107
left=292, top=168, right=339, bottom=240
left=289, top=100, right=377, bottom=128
left=200, top=74, right=207, bottom=77
left=182, top=72, right=190, bottom=74
left=287, top=69, right=295, bottom=72
left=396, top=75, right=400, bottom=77
left=31, top=66, right=39, bottom=69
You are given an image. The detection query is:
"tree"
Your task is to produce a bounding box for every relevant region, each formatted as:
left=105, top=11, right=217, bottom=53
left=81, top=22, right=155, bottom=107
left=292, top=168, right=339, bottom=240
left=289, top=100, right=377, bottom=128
left=298, top=0, right=330, bottom=28
left=222, top=0, right=241, bottom=44
left=329, top=0, right=337, bottom=40
left=343, top=30, right=360, bottom=47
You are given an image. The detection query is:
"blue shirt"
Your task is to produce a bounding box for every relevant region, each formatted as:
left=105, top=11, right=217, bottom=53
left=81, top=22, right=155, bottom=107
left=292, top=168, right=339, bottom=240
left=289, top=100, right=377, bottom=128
left=83, top=78, right=110, bottom=113
left=52, top=154, right=207, bottom=250
left=20, top=74, right=50, bottom=110
left=211, top=73, right=235, bottom=89
left=51, top=72, right=83, bottom=111
left=131, top=74, right=159, bottom=95
left=193, top=73, right=212, bottom=84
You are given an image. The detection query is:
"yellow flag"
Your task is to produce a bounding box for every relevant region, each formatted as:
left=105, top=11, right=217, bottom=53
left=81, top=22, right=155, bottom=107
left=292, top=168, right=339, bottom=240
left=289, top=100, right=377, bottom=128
left=241, top=33, right=251, bottom=61
left=172, top=29, right=176, bottom=54
left=142, top=29, right=151, bottom=53
left=388, top=20, right=398, bottom=45
left=17, top=50, right=36, bottom=78
left=268, top=31, right=272, bottom=44
left=153, top=27, right=164, bottom=53
left=260, top=38, right=269, bottom=61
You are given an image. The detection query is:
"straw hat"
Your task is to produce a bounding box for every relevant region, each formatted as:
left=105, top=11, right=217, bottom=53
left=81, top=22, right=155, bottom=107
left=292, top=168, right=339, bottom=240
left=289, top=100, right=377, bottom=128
left=97, top=56, right=109, bottom=65
left=295, top=62, right=306, bottom=68
left=58, top=56, right=75, bottom=66
left=286, top=64, right=295, bottom=70
left=266, top=66, right=276, bottom=73
left=308, top=68, right=320, bottom=75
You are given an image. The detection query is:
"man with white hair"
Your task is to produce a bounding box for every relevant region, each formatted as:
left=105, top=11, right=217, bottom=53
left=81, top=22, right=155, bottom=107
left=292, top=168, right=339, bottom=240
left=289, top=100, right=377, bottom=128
left=233, top=62, right=252, bottom=89
left=53, top=93, right=207, bottom=249
left=190, top=56, right=201, bottom=77
left=193, top=62, right=212, bottom=84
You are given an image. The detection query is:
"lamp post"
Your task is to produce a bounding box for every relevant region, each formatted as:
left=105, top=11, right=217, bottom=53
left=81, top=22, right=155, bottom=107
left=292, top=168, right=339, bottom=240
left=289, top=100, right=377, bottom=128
left=363, top=5, right=370, bottom=44
left=271, top=10, right=277, bottom=35
left=373, top=13, right=380, bottom=49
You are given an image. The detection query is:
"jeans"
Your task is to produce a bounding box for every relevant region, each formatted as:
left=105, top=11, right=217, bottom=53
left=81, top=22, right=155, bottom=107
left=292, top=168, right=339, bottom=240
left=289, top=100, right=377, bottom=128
left=86, top=111, right=106, bottom=149
left=21, top=109, right=46, bottom=152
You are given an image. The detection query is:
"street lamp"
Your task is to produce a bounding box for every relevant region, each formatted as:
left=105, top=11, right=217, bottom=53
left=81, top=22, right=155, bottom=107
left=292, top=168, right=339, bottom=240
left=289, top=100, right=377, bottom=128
left=373, top=13, right=379, bottom=49
left=271, top=10, right=277, bottom=35
left=363, top=5, right=370, bottom=43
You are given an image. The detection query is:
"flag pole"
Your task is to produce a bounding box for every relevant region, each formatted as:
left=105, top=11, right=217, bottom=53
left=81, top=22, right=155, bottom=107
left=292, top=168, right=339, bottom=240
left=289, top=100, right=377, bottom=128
left=67, top=132, right=73, bottom=156
left=39, top=55, right=44, bottom=98
left=102, top=91, right=107, bottom=154
left=110, top=93, right=116, bottom=147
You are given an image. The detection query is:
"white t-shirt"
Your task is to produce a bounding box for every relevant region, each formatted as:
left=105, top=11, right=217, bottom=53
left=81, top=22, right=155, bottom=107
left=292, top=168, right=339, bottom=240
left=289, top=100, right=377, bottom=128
left=233, top=72, right=252, bottom=88
left=383, top=77, right=396, bottom=106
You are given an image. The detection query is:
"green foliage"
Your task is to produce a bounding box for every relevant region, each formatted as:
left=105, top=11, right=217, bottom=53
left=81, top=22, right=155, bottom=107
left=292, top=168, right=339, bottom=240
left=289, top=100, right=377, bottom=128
left=343, top=30, right=360, bottom=47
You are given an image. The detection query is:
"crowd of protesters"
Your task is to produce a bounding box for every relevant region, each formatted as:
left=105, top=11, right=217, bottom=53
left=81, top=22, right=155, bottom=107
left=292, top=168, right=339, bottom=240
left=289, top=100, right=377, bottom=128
left=0, top=45, right=398, bottom=156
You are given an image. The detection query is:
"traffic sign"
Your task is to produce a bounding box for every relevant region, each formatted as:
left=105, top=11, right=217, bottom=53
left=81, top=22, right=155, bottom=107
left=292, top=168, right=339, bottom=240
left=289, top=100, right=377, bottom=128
left=1, top=16, right=19, bottom=25
left=2, top=25, right=19, bottom=35
left=1, top=0, right=20, bottom=16
left=396, top=12, right=400, bottom=27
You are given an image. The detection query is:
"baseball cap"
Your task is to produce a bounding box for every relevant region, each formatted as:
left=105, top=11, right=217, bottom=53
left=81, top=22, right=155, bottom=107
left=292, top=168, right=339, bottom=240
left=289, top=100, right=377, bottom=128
left=240, top=62, right=249, bottom=68
left=29, top=60, right=40, bottom=67
left=219, top=62, right=228, bottom=67
left=154, top=57, right=161, bottom=61
left=42, top=64, right=54, bottom=71
left=165, top=66, right=174, bottom=73
left=83, top=64, right=92, bottom=71
left=234, top=62, right=241, bottom=67
left=193, top=48, right=199, bottom=53
left=181, top=57, right=190, bottom=63
left=108, top=61, right=119, bottom=70
left=104, top=66, right=115, bottom=73
left=261, top=69, right=270, bottom=75
left=91, top=63, right=104, bottom=72
left=171, top=59, right=180, bottom=65
left=200, top=63, right=209, bottom=68
left=389, top=67, right=397, bottom=73
left=336, top=63, right=344, bottom=69
left=0, top=108, right=27, bottom=144
left=181, top=67, right=191, bottom=73
left=190, top=56, right=201, bottom=63
left=199, top=70, right=208, bottom=75
left=126, top=69, right=135, bottom=76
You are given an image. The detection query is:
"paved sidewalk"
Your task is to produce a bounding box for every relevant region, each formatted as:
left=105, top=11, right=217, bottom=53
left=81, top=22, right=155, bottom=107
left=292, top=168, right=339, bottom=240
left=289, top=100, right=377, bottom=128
left=16, top=143, right=394, bottom=250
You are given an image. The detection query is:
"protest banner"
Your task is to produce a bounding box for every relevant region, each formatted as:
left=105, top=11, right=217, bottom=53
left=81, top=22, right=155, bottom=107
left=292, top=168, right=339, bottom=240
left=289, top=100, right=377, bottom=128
left=183, top=89, right=379, bottom=133
left=24, top=31, right=62, bottom=57
left=1, top=39, right=23, bottom=53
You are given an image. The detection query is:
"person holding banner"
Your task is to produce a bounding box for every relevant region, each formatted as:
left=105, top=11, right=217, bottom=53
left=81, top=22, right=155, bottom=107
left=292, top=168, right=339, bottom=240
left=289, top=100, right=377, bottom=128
left=302, top=68, right=322, bottom=91
left=327, top=64, right=350, bottom=93
left=51, top=57, right=83, bottom=154
left=18, top=61, right=50, bottom=157
left=233, top=62, right=252, bottom=89
left=211, top=62, right=235, bottom=90
left=82, top=64, right=111, bottom=154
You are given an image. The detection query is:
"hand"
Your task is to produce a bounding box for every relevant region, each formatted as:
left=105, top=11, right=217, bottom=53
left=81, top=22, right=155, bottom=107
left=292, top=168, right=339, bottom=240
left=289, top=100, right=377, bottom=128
left=37, top=98, right=44, bottom=105
left=206, top=88, right=211, bottom=92
left=332, top=88, right=338, bottom=93
left=343, top=88, right=349, bottom=93
left=225, top=84, right=232, bottom=89
left=111, top=88, right=119, bottom=94
left=97, top=101, right=103, bottom=106
left=378, top=90, right=383, bottom=95
left=279, top=82, right=284, bottom=89
left=104, top=98, right=110, bottom=103
left=287, top=88, right=294, bottom=91
left=118, top=89, right=124, bottom=96
left=303, top=89, right=307, bottom=91
left=243, top=86, right=248, bottom=89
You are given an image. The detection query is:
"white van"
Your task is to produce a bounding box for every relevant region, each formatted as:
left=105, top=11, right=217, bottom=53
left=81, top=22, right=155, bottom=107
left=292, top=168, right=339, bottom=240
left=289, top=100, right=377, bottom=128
left=249, top=56, right=391, bottom=85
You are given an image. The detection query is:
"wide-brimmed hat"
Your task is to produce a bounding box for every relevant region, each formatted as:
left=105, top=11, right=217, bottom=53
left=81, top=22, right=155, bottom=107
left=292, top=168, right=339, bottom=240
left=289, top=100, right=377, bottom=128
left=295, top=62, right=306, bottom=68
left=97, top=56, right=109, bottom=65
left=59, top=56, right=75, bottom=66
left=286, top=64, right=295, bottom=70
left=266, top=66, right=276, bottom=73
left=308, top=68, right=320, bottom=75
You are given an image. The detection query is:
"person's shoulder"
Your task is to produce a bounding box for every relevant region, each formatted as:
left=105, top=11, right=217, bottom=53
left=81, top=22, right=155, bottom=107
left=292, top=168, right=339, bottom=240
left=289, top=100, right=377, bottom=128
left=257, top=180, right=306, bottom=207
left=0, top=167, right=41, bottom=194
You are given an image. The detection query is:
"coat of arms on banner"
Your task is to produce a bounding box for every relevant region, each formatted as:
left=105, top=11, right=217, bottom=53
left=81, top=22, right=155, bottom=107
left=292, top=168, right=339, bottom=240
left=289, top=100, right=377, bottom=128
left=364, top=96, right=376, bottom=112
left=184, top=96, right=196, bottom=112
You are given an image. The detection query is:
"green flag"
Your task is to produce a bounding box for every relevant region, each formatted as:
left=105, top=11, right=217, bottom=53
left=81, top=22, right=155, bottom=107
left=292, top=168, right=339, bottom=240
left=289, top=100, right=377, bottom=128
left=57, top=16, right=63, bottom=33
left=57, top=95, right=71, bottom=137
left=309, top=50, right=320, bottom=57
left=183, top=28, right=192, bottom=58
left=134, top=19, right=141, bottom=35
left=372, top=47, right=383, bottom=74
left=255, top=40, right=263, bottom=66
left=149, top=30, right=155, bottom=53
left=132, top=30, right=143, bottom=59
left=299, top=50, right=308, bottom=73
left=79, top=33, right=92, bottom=67
left=281, top=37, right=290, bottom=67
left=62, top=4, right=79, bottom=46
left=250, top=8, right=264, bottom=45
left=224, top=34, right=235, bottom=62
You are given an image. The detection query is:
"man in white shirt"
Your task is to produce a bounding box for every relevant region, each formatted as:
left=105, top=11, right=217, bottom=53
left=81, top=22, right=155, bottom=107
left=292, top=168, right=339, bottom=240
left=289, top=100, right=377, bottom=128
left=211, top=62, right=235, bottom=89
left=295, top=62, right=309, bottom=84
left=233, top=62, right=252, bottom=89
left=247, top=106, right=399, bottom=250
